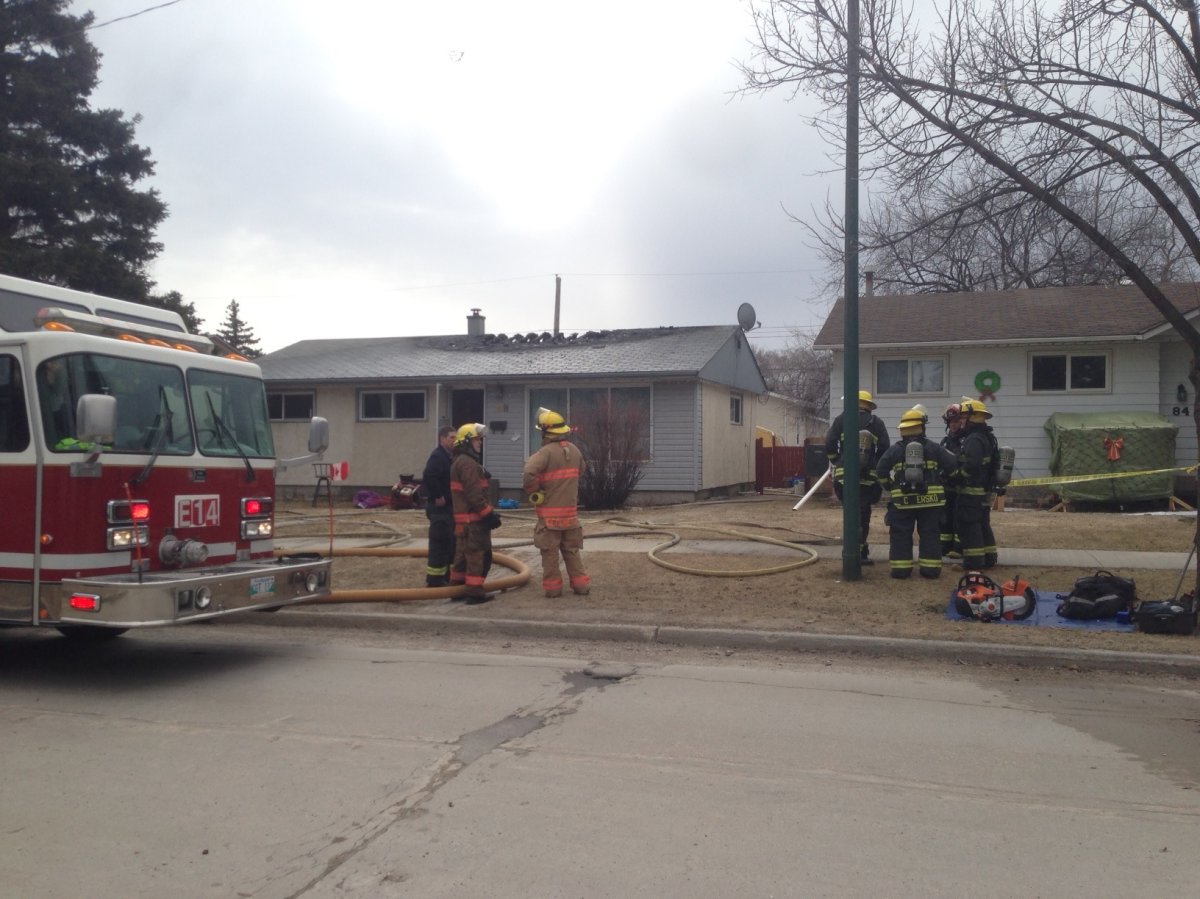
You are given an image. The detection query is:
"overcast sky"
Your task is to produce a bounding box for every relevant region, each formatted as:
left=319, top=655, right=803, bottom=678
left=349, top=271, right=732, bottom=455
left=82, top=0, right=839, bottom=354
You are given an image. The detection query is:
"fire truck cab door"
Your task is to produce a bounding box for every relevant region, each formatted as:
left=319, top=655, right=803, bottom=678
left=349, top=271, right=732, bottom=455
left=0, top=351, right=35, bottom=623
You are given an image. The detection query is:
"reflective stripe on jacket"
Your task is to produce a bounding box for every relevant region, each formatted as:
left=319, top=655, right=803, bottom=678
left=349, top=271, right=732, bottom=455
left=522, top=438, right=584, bottom=529
left=450, top=454, right=493, bottom=525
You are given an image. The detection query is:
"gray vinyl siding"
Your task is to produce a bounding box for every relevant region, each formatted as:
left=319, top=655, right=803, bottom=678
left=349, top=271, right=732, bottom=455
left=480, top=384, right=528, bottom=494
left=830, top=340, right=1173, bottom=479
left=1160, top=341, right=1197, bottom=468
left=640, top=381, right=700, bottom=491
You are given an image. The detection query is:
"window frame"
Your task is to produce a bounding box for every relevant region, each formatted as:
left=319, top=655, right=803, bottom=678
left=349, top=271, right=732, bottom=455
left=528, top=384, right=653, bottom=461
left=358, top=389, right=427, bottom=422
left=1028, top=351, right=1111, bottom=394
left=873, top=355, right=948, bottom=396
left=267, top=391, right=315, bottom=422
left=730, top=392, right=744, bottom=425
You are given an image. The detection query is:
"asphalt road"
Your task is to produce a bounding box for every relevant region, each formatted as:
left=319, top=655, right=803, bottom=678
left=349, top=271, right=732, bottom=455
left=1, top=623, right=1198, bottom=898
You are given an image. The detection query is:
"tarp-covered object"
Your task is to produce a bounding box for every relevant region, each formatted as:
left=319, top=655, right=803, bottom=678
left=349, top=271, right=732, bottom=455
left=1044, top=412, right=1178, bottom=502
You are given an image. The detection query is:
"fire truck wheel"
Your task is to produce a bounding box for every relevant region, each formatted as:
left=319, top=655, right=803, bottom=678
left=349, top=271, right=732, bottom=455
left=55, top=625, right=129, bottom=641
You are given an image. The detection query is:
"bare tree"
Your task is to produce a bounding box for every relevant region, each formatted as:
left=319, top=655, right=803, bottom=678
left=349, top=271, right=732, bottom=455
left=742, top=0, right=1200, bottom=336
left=756, top=329, right=832, bottom=421
left=803, top=163, right=1196, bottom=295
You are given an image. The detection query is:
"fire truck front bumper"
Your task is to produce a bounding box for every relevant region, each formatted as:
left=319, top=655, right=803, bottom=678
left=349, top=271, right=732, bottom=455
left=50, top=553, right=332, bottom=627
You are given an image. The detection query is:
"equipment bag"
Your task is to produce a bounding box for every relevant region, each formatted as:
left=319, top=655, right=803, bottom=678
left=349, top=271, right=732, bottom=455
left=1056, top=570, right=1136, bottom=620
left=1133, top=592, right=1199, bottom=635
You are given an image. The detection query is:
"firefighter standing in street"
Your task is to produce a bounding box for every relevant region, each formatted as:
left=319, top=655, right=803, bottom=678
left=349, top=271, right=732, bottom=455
left=938, top=402, right=968, bottom=558
left=421, top=425, right=457, bottom=587
left=957, top=398, right=1001, bottom=570
left=449, top=423, right=502, bottom=602
left=824, top=390, right=891, bottom=564
left=522, top=407, right=590, bottom=597
left=876, top=407, right=959, bottom=579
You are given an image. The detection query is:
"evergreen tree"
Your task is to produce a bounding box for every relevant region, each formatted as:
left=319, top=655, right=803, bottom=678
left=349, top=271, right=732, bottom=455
left=0, top=0, right=168, bottom=301
left=216, top=300, right=262, bottom=358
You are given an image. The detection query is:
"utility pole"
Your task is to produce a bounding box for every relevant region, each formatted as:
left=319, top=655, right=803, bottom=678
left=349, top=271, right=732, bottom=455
left=554, top=274, right=562, bottom=336
left=841, top=0, right=863, bottom=581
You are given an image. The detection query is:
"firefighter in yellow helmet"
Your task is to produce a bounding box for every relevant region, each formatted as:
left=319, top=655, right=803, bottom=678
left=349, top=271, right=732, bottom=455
left=956, top=398, right=1000, bottom=569
left=824, top=389, right=890, bottom=564
left=875, top=408, right=959, bottom=579
left=522, top=407, right=590, bottom=597
left=448, top=423, right=501, bottom=602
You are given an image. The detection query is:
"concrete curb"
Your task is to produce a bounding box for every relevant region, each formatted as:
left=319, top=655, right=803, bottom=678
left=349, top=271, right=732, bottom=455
left=254, top=608, right=1200, bottom=678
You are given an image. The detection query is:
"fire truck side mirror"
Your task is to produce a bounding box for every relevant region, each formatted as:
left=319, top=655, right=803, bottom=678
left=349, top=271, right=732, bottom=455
left=308, top=416, right=329, bottom=455
left=77, top=394, right=116, bottom=445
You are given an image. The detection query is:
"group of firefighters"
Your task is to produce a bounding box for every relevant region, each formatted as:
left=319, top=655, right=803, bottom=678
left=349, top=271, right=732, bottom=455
left=420, top=408, right=591, bottom=603
left=825, top=390, right=1006, bottom=580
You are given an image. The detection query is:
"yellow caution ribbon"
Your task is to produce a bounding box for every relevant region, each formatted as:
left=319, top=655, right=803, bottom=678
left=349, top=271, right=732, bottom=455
left=1008, top=463, right=1200, bottom=488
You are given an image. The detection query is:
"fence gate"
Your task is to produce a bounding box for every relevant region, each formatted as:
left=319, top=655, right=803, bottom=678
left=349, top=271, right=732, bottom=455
left=755, top=442, right=808, bottom=493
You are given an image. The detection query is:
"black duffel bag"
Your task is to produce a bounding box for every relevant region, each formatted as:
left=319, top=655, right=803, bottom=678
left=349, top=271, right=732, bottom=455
left=1056, top=570, right=1136, bottom=620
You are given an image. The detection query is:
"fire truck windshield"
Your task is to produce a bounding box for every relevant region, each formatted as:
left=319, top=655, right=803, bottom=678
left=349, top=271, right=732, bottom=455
left=37, top=354, right=274, bottom=459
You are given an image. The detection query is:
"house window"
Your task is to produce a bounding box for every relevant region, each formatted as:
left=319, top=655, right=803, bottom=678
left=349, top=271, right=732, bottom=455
left=875, top=357, right=946, bottom=394
left=730, top=392, right=743, bottom=425
left=1030, top=353, right=1109, bottom=392
left=266, top=392, right=315, bottom=422
left=360, top=390, right=426, bottom=420
left=529, top=385, right=651, bottom=460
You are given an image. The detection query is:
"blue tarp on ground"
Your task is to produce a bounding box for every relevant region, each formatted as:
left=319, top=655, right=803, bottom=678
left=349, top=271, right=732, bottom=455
left=945, top=589, right=1136, bottom=631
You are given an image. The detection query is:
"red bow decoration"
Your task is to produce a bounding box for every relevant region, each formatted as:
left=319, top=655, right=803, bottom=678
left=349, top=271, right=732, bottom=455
left=1104, top=435, right=1124, bottom=462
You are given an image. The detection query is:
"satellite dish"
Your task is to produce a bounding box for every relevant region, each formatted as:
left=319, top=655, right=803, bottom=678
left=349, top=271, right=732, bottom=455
left=736, top=302, right=757, bottom=332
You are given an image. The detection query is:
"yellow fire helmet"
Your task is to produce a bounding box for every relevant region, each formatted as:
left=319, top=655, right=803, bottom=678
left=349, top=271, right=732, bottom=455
left=898, top=408, right=927, bottom=434
left=454, top=422, right=488, bottom=445
left=961, top=398, right=993, bottom=420
left=536, top=407, right=571, bottom=435
left=857, top=390, right=876, bottom=410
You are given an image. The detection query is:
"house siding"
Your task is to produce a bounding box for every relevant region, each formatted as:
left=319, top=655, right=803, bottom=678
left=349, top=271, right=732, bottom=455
left=1159, top=341, right=1197, bottom=468
left=640, top=381, right=701, bottom=492
left=830, top=341, right=1169, bottom=478
left=700, top=381, right=755, bottom=490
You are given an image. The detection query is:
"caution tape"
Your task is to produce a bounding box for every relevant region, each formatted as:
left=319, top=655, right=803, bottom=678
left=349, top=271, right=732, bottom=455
left=1008, top=464, right=1200, bottom=489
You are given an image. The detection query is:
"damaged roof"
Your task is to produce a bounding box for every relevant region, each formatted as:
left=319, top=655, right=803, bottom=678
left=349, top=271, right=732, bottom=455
left=258, top=324, right=766, bottom=392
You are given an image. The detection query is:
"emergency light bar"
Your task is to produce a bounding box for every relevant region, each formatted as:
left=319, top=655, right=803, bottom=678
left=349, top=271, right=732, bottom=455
left=35, top=306, right=215, bottom=354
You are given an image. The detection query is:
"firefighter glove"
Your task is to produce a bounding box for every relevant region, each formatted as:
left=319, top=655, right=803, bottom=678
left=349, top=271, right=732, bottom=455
left=484, top=511, right=503, bottom=530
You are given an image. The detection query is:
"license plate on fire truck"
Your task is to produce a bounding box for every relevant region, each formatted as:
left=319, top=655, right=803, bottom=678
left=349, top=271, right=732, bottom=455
left=249, top=576, right=276, bottom=597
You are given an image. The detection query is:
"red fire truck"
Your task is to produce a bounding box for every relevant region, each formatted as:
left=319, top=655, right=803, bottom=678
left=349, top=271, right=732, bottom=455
left=0, top=273, right=332, bottom=638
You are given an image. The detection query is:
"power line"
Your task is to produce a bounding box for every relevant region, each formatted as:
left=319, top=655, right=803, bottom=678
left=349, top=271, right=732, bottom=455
left=86, top=0, right=187, bottom=33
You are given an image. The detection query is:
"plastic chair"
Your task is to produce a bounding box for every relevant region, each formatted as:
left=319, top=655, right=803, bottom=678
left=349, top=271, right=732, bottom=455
left=312, top=462, right=333, bottom=506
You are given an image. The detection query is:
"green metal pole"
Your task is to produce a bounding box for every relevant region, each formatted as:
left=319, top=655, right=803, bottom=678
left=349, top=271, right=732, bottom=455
left=842, top=0, right=862, bottom=581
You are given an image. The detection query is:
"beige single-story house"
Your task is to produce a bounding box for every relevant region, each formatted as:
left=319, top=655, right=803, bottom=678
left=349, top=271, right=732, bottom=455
left=258, top=314, right=770, bottom=504
left=813, top=283, right=1200, bottom=491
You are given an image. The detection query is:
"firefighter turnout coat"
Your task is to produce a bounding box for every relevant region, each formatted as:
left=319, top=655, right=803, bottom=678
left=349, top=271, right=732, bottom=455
left=449, top=446, right=495, bottom=595
left=522, top=436, right=590, bottom=595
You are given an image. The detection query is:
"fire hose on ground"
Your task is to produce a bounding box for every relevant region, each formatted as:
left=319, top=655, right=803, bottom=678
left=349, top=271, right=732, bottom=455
left=275, top=502, right=824, bottom=602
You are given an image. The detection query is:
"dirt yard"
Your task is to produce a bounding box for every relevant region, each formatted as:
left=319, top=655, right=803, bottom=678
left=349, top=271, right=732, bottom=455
left=275, top=493, right=1200, bottom=656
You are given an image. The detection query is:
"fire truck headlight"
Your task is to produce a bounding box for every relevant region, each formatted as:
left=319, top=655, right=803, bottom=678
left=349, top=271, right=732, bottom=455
left=305, top=572, right=320, bottom=593
left=240, top=519, right=273, bottom=539
left=108, top=525, right=149, bottom=550
left=195, top=587, right=213, bottom=610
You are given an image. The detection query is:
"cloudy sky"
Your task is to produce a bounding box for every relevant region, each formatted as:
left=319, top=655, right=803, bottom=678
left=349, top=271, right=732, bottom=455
left=82, top=0, right=839, bottom=353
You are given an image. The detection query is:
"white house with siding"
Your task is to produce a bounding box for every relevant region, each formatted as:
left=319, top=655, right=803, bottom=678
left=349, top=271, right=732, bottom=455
left=258, top=316, right=769, bottom=503
left=813, top=284, right=1200, bottom=490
